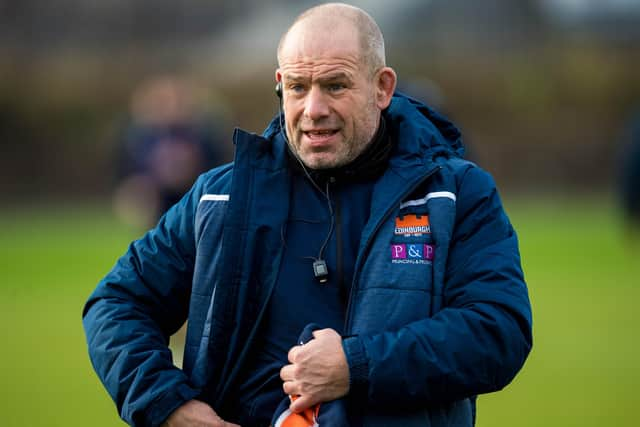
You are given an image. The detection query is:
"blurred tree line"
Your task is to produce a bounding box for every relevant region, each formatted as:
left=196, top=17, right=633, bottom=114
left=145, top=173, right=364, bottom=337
left=1, top=0, right=639, bottom=203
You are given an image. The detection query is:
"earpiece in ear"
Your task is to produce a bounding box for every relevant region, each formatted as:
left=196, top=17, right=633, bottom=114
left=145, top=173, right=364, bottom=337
left=275, top=82, right=283, bottom=98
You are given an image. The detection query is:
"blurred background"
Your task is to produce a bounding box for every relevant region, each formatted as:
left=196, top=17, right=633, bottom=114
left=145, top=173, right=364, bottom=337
left=1, top=0, right=639, bottom=426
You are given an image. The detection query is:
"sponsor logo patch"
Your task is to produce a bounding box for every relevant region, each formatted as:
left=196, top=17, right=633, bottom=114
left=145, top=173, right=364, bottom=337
left=394, top=214, right=431, bottom=236
left=391, top=244, right=435, bottom=264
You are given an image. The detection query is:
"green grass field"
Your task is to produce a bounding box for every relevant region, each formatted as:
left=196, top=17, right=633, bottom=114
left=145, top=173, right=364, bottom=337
left=1, top=196, right=638, bottom=426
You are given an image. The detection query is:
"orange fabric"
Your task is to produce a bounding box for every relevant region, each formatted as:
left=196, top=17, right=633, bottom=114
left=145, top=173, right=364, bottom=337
left=277, top=396, right=320, bottom=427
left=395, top=214, right=429, bottom=228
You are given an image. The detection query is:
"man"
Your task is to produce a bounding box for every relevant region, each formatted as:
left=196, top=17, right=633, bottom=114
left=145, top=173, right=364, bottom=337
left=83, top=3, right=532, bottom=427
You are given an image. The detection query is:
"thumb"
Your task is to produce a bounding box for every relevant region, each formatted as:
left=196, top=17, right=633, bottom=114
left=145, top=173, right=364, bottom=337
left=290, top=394, right=317, bottom=413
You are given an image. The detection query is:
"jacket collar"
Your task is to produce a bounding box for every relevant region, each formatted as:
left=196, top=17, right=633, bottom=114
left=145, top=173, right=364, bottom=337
left=383, top=92, right=464, bottom=179
left=259, top=92, right=464, bottom=178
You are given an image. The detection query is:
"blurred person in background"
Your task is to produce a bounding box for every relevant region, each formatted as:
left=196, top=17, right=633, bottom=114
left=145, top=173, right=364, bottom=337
left=619, top=110, right=640, bottom=239
left=113, top=75, right=228, bottom=227
left=84, top=3, right=532, bottom=427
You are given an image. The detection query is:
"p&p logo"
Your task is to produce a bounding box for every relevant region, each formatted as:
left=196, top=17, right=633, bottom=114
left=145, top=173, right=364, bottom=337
left=391, top=243, right=434, bottom=264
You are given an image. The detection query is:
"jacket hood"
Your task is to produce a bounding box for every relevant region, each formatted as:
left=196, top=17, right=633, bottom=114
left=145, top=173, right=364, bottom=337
left=384, top=92, right=464, bottom=164
left=262, top=91, right=464, bottom=169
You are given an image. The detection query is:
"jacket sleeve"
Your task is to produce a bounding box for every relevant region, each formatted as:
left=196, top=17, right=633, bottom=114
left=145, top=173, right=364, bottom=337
left=82, top=175, right=207, bottom=427
left=343, top=165, right=533, bottom=408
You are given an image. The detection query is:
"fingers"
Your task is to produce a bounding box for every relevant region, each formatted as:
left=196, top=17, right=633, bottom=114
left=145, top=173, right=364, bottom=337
left=281, top=328, right=348, bottom=405
left=287, top=344, right=302, bottom=363
left=288, top=328, right=337, bottom=363
left=163, top=400, right=241, bottom=427
left=213, top=415, right=241, bottom=427
left=289, top=394, right=316, bottom=413
left=280, top=363, right=296, bottom=382
left=310, top=328, right=331, bottom=339
left=281, top=363, right=299, bottom=397
left=282, top=379, right=295, bottom=395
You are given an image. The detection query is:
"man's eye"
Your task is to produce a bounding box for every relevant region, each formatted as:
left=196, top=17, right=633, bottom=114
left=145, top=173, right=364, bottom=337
left=328, top=83, right=346, bottom=92
left=290, top=84, right=305, bottom=93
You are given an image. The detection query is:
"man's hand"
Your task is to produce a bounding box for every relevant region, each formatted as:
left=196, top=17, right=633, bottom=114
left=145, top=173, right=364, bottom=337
left=279, top=328, right=350, bottom=413
left=161, top=400, right=241, bottom=427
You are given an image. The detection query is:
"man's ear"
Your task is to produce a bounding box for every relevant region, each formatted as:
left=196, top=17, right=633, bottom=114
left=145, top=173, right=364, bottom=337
left=376, top=67, right=397, bottom=110
left=275, top=70, right=283, bottom=98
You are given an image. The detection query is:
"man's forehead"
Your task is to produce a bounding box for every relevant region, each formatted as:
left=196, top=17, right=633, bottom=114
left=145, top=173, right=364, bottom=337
left=278, top=53, right=361, bottom=82
left=279, top=19, right=361, bottom=63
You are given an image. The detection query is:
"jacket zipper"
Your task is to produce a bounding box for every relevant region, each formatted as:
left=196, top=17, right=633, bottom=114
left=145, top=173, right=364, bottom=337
left=343, top=165, right=441, bottom=332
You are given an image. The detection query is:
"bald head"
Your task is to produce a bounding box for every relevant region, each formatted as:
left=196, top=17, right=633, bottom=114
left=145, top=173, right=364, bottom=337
left=274, top=2, right=397, bottom=170
left=277, top=3, right=386, bottom=75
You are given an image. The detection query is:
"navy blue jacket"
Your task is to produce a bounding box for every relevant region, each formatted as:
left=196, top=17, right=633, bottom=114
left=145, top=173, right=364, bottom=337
left=83, top=93, right=532, bottom=427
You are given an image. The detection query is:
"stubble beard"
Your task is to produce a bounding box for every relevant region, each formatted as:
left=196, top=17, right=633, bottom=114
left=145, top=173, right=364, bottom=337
left=287, top=102, right=380, bottom=170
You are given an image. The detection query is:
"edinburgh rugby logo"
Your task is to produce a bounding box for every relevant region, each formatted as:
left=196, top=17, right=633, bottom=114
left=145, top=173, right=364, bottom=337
left=394, top=214, right=430, bottom=236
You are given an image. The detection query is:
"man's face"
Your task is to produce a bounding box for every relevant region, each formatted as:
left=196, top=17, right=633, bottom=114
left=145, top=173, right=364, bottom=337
left=277, top=25, right=381, bottom=169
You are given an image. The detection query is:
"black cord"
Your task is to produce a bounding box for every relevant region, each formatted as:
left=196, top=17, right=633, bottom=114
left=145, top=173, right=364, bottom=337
left=279, top=180, right=336, bottom=265
left=316, top=180, right=335, bottom=263
left=277, top=101, right=335, bottom=280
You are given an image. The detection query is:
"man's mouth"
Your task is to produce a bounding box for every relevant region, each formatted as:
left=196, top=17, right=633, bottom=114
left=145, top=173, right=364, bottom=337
left=303, top=129, right=338, bottom=140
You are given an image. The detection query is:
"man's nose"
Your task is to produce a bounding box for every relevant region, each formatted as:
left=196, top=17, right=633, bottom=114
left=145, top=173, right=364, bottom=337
left=303, top=87, right=330, bottom=120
